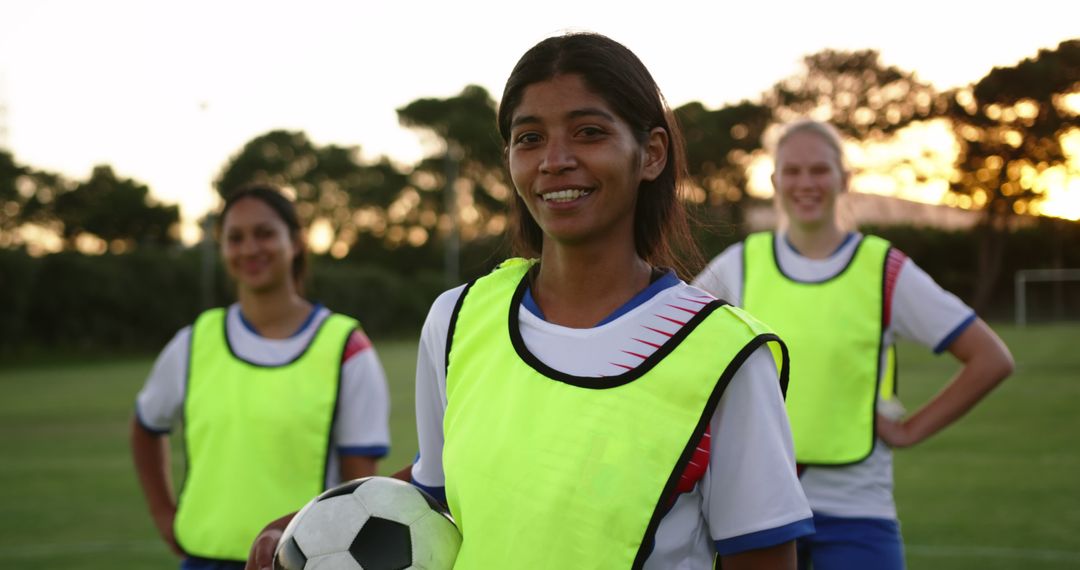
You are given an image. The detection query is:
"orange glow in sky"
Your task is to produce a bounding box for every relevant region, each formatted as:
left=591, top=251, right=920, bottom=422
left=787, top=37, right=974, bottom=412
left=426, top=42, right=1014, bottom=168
left=0, top=0, right=1078, bottom=242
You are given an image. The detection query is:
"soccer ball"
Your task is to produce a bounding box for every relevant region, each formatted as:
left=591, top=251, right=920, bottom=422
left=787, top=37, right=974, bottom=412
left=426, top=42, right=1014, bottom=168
left=273, top=476, right=461, bottom=570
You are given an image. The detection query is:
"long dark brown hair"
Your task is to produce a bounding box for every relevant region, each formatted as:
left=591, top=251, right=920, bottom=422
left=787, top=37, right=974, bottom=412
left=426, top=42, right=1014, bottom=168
left=497, top=32, right=701, bottom=278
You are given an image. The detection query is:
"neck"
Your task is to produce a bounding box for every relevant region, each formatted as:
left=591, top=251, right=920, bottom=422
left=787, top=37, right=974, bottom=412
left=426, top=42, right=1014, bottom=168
left=785, top=222, right=846, bottom=260
left=532, top=238, right=652, bottom=329
left=237, top=285, right=312, bottom=339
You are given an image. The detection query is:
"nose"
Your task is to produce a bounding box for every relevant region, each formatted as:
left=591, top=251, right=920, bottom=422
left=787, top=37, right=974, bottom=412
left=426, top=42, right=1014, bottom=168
left=237, top=235, right=259, bottom=255
left=539, top=137, right=577, bottom=174
left=792, top=171, right=817, bottom=192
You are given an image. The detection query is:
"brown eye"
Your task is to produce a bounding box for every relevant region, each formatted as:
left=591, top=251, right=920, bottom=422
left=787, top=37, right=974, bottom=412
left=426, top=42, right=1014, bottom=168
left=514, top=132, right=542, bottom=145
left=577, top=126, right=605, bottom=138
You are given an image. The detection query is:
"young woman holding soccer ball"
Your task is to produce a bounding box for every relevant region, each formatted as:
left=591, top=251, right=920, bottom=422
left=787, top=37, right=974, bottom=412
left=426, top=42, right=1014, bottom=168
left=693, top=119, right=1015, bottom=569
left=247, top=32, right=813, bottom=570
left=131, top=185, right=391, bottom=570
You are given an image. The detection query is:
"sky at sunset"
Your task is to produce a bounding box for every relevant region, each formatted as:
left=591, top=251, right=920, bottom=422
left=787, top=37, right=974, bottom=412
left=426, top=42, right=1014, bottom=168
left=1, top=0, right=1078, bottom=243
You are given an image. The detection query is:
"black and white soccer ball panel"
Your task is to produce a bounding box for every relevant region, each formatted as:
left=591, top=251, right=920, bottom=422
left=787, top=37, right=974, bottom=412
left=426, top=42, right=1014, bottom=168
left=274, top=476, right=460, bottom=570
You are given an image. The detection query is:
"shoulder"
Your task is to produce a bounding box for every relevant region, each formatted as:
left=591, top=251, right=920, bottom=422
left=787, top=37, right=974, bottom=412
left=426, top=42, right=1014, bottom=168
left=699, top=241, right=745, bottom=274
left=418, top=284, right=470, bottom=358
left=158, top=325, right=194, bottom=363
left=342, top=329, right=375, bottom=363
left=888, top=250, right=959, bottom=302
left=425, top=284, right=470, bottom=332
left=693, top=242, right=745, bottom=300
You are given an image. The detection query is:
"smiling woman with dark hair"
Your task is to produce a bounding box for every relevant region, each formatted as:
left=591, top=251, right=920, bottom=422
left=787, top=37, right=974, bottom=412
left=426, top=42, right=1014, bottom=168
left=247, top=34, right=813, bottom=570
left=131, top=185, right=391, bottom=570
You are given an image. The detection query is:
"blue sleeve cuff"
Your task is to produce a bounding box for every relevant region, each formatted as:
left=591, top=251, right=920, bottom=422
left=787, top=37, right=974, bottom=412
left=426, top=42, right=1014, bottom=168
left=411, top=478, right=447, bottom=505
left=933, top=313, right=977, bottom=354
left=714, top=517, right=815, bottom=556
left=134, top=405, right=170, bottom=436
left=338, top=445, right=390, bottom=459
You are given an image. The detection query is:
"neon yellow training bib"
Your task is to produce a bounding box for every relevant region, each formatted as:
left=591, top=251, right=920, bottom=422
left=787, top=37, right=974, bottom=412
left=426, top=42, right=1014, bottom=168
left=744, top=232, right=892, bottom=466
left=443, top=259, right=788, bottom=569
left=174, top=308, right=356, bottom=561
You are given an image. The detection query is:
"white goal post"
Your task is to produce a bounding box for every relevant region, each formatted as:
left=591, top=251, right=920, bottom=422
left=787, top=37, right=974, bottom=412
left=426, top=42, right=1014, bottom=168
left=1014, top=268, right=1080, bottom=326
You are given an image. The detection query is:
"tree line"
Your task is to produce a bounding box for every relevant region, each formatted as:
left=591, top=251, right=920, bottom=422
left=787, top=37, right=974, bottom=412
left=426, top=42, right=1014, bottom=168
left=1, top=40, right=1077, bottom=350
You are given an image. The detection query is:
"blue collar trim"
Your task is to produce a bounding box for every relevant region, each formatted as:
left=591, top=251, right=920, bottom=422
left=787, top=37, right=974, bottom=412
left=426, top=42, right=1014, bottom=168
left=522, top=270, right=680, bottom=327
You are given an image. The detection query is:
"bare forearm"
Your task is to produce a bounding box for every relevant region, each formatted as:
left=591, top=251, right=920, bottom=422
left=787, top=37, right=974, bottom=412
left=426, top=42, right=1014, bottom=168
left=130, top=416, right=182, bottom=555
left=879, top=319, right=1013, bottom=448
left=390, top=464, right=413, bottom=482
left=130, top=417, right=176, bottom=517
left=904, top=358, right=1010, bottom=442
left=339, top=455, right=378, bottom=481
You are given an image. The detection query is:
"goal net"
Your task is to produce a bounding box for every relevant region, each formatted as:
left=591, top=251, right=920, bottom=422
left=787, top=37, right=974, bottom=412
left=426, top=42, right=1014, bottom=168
left=1014, top=269, right=1080, bottom=325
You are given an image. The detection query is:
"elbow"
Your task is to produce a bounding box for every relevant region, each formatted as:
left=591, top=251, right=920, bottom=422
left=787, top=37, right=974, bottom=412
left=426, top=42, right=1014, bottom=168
left=982, top=342, right=1015, bottom=385
left=997, top=349, right=1015, bottom=380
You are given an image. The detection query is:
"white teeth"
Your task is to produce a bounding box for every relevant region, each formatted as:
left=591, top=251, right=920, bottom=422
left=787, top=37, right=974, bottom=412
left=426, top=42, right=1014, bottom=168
left=541, top=189, right=591, bottom=202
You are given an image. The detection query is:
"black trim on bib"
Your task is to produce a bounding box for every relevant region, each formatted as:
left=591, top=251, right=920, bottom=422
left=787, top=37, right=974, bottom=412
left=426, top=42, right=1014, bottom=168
left=631, top=332, right=788, bottom=569
left=179, top=310, right=348, bottom=540
left=505, top=272, right=730, bottom=389
left=864, top=245, right=892, bottom=461
left=444, top=279, right=478, bottom=377
left=891, top=343, right=900, bottom=397
left=322, top=330, right=351, bottom=491
left=178, top=327, right=196, bottom=555
left=775, top=334, right=791, bottom=398
left=221, top=308, right=336, bottom=368
left=804, top=243, right=891, bottom=468
left=770, top=231, right=869, bottom=285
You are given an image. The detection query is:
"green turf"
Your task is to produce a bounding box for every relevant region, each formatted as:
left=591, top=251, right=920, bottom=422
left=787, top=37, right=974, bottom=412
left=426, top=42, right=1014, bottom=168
left=0, top=342, right=423, bottom=569
left=893, top=323, right=1080, bottom=569
left=0, top=325, right=1077, bottom=568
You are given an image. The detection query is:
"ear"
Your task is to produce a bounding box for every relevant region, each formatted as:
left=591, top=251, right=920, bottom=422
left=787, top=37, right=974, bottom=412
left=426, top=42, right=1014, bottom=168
left=839, top=167, right=851, bottom=193
left=640, top=127, right=669, bottom=182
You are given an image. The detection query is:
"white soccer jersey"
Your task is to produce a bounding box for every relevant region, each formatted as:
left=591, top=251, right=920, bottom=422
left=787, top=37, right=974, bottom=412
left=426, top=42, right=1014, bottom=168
left=411, top=272, right=813, bottom=567
left=693, top=232, right=976, bottom=520
left=134, top=303, right=392, bottom=487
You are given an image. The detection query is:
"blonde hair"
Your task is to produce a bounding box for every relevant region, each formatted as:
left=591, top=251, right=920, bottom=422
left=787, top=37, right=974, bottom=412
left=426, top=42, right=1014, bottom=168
left=770, top=119, right=856, bottom=230
left=773, top=119, right=848, bottom=173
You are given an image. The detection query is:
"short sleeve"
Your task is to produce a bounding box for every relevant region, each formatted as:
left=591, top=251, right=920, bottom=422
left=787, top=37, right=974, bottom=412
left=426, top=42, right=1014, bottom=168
left=335, top=330, right=391, bottom=457
left=701, top=345, right=813, bottom=552
left=692, top=243, right=744, bottom=306
left=890, top=257, right=976, bottom=353
left=134, top=327, right=191, bottom=434
left=411, top=286, right=466, bottom=493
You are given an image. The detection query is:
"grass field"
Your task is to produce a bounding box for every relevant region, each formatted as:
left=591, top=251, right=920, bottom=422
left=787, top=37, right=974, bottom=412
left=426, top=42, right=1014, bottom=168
left=0, top=324, right=1077, bottom=569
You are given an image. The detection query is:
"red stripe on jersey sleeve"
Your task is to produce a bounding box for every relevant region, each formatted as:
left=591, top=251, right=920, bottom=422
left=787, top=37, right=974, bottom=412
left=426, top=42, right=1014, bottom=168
left=342, top=330, right=373, bottom=363
left=674, top=426, right=711, bottom=496
left=883, top=249, right=907, bottom=329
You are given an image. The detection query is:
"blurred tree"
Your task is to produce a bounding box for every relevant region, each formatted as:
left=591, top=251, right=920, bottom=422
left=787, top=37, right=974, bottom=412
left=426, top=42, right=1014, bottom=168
left=0, top=151, right=27, bottom=234
left=762, top=49, right=951, bottom=208
left=53, top=165, right=179, bottom=248
left=944, top=39, right=1080, bottom=311
left=675, top=100, right=772, bottom=230
left=764, top=49, right=945, bottom=140
left=397, top=85, right=511, bottom=277
left=397, top=84, right=504, bottom=171
left=215, top=130, right=414, bottom=257
left=0, top=151, right=69, bottom=245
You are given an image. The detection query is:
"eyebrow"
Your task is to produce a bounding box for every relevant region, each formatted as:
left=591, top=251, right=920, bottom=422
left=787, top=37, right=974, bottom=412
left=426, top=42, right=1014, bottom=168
left=510, top=107, right=617, bottom=129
